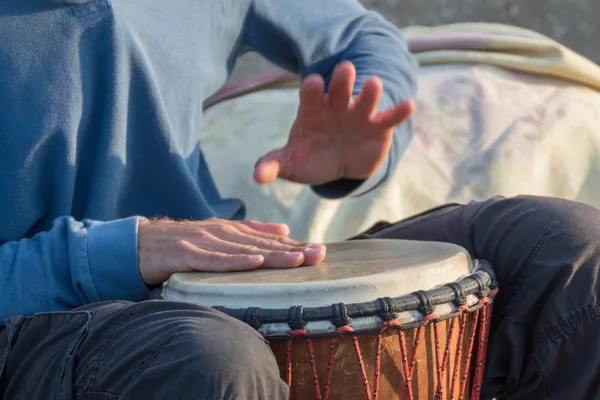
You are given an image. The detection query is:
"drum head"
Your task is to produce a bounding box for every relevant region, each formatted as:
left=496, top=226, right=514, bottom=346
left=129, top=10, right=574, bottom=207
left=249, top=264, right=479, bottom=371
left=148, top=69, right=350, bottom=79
left=164, top=239, right=472, bottom=309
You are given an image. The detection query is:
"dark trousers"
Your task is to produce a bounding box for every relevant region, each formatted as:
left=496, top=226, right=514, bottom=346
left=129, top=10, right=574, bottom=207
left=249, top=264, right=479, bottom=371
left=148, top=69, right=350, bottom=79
left=1, top=195, right=600, bottom=399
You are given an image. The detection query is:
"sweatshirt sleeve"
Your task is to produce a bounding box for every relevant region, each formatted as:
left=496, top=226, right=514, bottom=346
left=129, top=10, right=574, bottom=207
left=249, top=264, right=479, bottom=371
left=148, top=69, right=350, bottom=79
left=0, top=216, right=149, bottom=322
left=241, top=0, right=418, bottom=198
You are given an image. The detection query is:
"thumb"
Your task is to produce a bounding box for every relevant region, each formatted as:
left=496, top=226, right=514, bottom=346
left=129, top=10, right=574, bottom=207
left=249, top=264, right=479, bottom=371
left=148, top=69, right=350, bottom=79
left=254, top=148, right=285, bottom=184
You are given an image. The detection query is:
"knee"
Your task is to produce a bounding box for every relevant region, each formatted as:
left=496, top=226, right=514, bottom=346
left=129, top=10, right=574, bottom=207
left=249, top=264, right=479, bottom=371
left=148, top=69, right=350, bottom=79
left=174, top=310, right=280, bottom=380
left=467, top=195, right=600, bottom=288
left=484, top=195, right=600, bottom=233
left=130, top=302, right=287, bottom=399
left=469, top=195, right=600, bottom=254
left=474, top=196, right=600, bottom=317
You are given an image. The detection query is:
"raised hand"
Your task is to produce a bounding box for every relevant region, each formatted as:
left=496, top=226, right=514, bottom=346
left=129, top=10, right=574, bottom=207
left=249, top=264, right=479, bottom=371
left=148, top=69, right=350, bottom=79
left=254, top=60, right=414, bottom=186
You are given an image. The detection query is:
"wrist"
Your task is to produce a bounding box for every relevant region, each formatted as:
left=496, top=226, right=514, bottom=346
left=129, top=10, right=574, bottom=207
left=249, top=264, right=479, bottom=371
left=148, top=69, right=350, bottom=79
left=137, top=218, right=179, bottom=286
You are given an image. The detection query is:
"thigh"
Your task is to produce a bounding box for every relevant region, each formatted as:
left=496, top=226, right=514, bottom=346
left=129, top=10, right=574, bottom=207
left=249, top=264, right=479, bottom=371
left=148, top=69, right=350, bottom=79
left=73, top=300, right=284, bottom=399
left=0, top=309, right=95, bottom=399
left=0, top=300, right=286, bottom=400
left=358, top=195, right=600, bottom=399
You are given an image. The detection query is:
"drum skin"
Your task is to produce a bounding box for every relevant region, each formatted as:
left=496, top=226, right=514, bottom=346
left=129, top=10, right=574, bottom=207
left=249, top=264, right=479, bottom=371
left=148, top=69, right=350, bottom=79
left=162, top=240, right=474, bottom=309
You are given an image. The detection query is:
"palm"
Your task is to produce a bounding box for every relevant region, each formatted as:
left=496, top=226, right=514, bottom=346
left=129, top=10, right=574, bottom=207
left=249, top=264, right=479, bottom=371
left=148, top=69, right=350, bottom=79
left=272, top=104, right=393, bottom=185
left=254, top=61, right=414, bottom=186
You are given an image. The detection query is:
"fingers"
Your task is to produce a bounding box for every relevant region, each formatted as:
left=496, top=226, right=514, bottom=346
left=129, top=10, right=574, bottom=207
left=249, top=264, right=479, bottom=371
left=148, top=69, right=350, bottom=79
left=230, top=230, right=326, bottom=266
left=177, top=240, right=264, bottom=272
left=235, top=222, right=326, bottom=250
left=370, top=99, right=415, bottom=131
left=188, top=220, right=326, bottom=266
left=141, top=218, right=327, bottom=279
left=353, top=76, right=383, bottom=119
left=217, top=222, right=326, bottom=265
left=206, top=237, right=307, bottom=268
left=220, top=229, right=303, bottom=252
left=298, top=74, right=325, bottom=118
left=296, top=66, right=412, bottom=134
left=240, top=220, right=290, bottom=237
left=353, top=77, right=414, bottom=130
left=253, top=148, right=284, bottom=184
left=327, top=61, right=356, bottom=113
left=179, top=230, right=325, bottom=269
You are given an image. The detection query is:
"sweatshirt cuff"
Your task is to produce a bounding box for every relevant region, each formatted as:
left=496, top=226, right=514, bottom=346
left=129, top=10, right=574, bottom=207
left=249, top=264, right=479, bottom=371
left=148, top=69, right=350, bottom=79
left=86, top=217, right=149, bottom=302
left=310, top=155, right=390, bottom=199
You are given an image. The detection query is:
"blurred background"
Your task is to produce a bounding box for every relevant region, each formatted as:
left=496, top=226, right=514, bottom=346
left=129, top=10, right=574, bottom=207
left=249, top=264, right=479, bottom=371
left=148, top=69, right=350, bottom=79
left=205, top=0, right=600, bottom=242
left=231, top=0, right=598, bottom=79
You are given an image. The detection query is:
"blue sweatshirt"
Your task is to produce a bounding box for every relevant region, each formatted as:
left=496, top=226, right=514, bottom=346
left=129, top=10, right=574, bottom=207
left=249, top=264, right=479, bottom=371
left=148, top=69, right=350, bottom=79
left=0, top=0, right=417, bottom=322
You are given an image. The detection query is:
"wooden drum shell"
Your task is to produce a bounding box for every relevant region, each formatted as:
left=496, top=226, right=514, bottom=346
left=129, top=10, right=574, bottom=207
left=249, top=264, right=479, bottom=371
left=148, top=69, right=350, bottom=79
left=269, top=306, right=491, bottom=400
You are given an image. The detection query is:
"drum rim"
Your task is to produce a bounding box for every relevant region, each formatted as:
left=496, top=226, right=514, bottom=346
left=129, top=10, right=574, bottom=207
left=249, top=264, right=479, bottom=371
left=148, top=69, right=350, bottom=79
left=202, top=260, right=497, bottom=331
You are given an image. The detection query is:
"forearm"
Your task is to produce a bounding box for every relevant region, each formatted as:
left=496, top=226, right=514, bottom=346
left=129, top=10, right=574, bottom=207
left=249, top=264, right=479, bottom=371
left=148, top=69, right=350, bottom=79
left=245, top=0, right=418, bottom=98
left=244, top=0, right=418, bottom=198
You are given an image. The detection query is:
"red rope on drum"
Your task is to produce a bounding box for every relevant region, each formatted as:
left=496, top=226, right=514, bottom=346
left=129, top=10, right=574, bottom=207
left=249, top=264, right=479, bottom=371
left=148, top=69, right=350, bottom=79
left=398, top=322, right=426, bottom=400
left=470, top=303, right=488, bottom=400
left=336, top=326, right=372, bottom=399
left=471, top=295, right=496, bottom=400
left=324, top=325, right=384, bottom=400
left=286, top=329, right=308, bottom=400
left=306, top=338, right=322, bottom=400
left=433, top=321, right=442, bottom=396
left=283, top=298, right=497, bottom=400
left=459, top=308, right=481, bottom=399
left=351, top=333, right=373, bottom=399
left=481, top=300, right=494, bottom=385
left=287, top=329, right=345, bottom=400
left=286, top=338, right=293, bottom=388
left=450, top=305, right=469, bottom=399
left=372, top=331, right=383, bottom=400
left=434, top=317, right=458, bottom=400
left=398, top=329, right=412, bottom=400
left=323, top=337, right=337, bottom=400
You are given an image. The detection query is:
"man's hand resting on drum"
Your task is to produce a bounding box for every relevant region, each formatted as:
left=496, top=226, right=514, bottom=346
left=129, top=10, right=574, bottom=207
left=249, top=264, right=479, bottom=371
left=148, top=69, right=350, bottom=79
left=138, top=218, right=327, bottom=285
left=138, top=61, right=414, bottom=287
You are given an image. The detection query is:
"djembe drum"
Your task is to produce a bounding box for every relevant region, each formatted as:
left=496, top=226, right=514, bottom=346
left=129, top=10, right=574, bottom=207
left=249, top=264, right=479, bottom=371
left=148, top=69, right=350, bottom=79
left=162, top=239, right=497, bottom=400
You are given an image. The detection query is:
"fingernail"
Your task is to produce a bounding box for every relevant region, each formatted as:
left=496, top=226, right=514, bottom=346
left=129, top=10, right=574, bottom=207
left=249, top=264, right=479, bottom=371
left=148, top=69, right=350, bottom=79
left=305, top=248, right=324, bottom=256
left=285, top=252, right=304, bottom=260
left=249, top=255, right=263, bottom=262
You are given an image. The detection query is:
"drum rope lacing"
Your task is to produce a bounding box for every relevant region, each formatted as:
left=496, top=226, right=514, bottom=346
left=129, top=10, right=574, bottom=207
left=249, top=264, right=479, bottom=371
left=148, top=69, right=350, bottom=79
left=210, top=263, right=498, bottom=400
left=212, top=266, right=497, bottom=330
left=284, top=289, right=497, bottom=400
